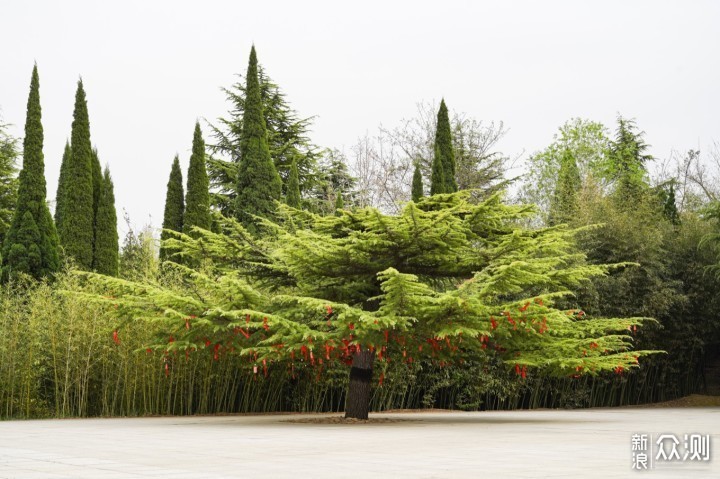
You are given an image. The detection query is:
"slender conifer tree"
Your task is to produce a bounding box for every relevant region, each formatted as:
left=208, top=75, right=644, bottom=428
left=183, top=123, right=210, bottom=235
left=548, top=149, right=581, bottom=225
left=411, top=164, right=424, bottom=202
left=92, top=167, right=118, bottom=276
left=434, top=99, right=457, bottom=193
left=58, top=80, right=94, bottom=269
left=235, top=46, right=282, bottom=228
left=160, top=156, right=185, bottom=260
left=54, top=141, right=70, bottom=226
left=2, top=65, right=60, bottom=280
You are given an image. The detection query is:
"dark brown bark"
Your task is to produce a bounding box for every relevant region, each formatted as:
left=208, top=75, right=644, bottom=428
left=344, top=347, right=375, bottom=419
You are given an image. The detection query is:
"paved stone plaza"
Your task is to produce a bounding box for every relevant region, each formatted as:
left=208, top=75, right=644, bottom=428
left=0, top=408, right=717, bottom=478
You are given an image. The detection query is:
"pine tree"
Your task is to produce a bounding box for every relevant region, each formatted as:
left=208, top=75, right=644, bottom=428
left=208, top=63, right=321, bottom=216
left=548, top=149, right=581, bottom=225
left=235, top=46, right=283, bottom=228
left=80, top=191, right=658, bottom=420
left=608, top=117, right=651, bottom=203
left=160, top=156, right=185, bottom=260
left=183, top=122, right=210, bottom=235
left=285, top=158, right=301, bottom=208
left=2, top=65, right=60, bottom=280
left=411, top=163, right=423, bottom=202
left=54, top=141, right=70, bottom=226
left=58, top=79, right=95, bottom=269
left=434, top=99, right=457, bottom=192
left=92, top=167, right=118, bottom=276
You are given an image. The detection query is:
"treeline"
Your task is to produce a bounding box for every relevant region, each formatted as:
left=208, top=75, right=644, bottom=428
left=0, top=45, right=719, bottom=419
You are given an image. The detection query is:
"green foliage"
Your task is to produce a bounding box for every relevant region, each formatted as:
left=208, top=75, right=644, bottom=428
left=92, top=168, right=118, bottom=276
left=0, top=119, right=19, bottom=247
left=5, top=212, right=42, bottom=275
left=570, top=176, right=720, bottom=400
left=208, top=58, right=322, bottom=216
left=160, top=156, right=184, bottom=261
left=53, top=141, right=70, bottom=228
left=183, top=123, right=210, bottom=236
left=521, top=118, right=610, bottom=219
left=285, top=158, right=301, bottom=208
left=607, top=117, right=652, bottom=202
left=306, top=150, right=357, bottom=215
left=701, top=201, right=720, bottom=279
left=658, top=182, right=680, bottom=225
left=119, top=222, right=158, bottom=282
left=434, top=99, right=457, bottom=193
left=234, top=46, right=283, bottom=228
left=2, top=65, right=60, bottom=280
left=523, top=116, right=720, bottom=403
left=548, top=149, right=581, bottom=225
left=411, top=163, right=423, bottom=202
left=58, top=80, right=95, bottom=270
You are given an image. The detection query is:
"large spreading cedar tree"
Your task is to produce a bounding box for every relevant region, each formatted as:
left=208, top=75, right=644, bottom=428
left=79, top=191, right=658, bottom=419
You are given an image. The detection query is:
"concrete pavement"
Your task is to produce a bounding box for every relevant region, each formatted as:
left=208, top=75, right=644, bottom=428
left=0, top=408, right=718, bottom=478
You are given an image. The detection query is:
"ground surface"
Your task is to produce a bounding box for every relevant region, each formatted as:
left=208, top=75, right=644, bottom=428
left=0, top=407, right=718, bottom=478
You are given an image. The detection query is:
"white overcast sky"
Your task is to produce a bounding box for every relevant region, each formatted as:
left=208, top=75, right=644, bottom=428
left=1, top=0, right=718, bottom=234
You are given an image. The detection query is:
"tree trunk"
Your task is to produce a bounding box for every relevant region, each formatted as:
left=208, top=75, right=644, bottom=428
left=344, top=347, right=375, bottom=419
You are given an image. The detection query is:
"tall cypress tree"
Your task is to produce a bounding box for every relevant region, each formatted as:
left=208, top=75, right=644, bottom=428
left=54, top=141, right=70, bottom=226
left=2, top=65, right=60, bottom=280
left=160, top=155, right=184, bottom=260
left=90, top=147, right=103, bottom=268
left=411, top=163, right=423, bottom=202
left=285, top=158, right=301, bottom=208
left=430, top=145, right=446, bottom=195
left=58, top=79, right=94, bottom=269
left=183, top=123, right=210, bottom=235
left=434, top=99, right=457, bottom=193
left=91, top=147, right=102, bottom=219
left=548, top=149, right=581, bottom=225
left=235, top=46, right=282, bottom=227
left=92, top=167, right=118, bottom=276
